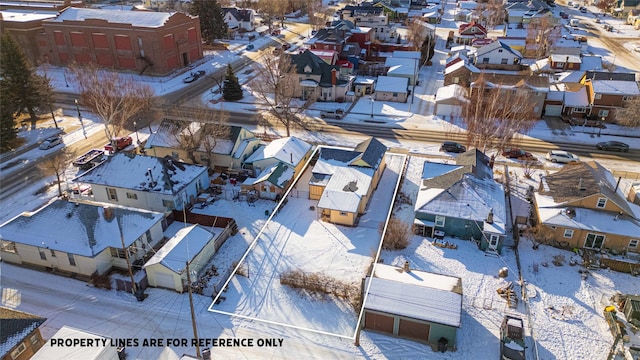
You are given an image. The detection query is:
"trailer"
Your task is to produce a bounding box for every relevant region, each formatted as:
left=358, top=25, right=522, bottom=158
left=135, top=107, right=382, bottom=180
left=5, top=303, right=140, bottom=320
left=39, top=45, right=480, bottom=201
left=73, top=149, right=104, bottom=170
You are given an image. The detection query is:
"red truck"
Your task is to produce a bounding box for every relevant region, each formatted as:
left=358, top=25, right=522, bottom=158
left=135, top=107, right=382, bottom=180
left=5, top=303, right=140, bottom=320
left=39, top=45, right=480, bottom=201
left=104, top=136, right=133, bottom=153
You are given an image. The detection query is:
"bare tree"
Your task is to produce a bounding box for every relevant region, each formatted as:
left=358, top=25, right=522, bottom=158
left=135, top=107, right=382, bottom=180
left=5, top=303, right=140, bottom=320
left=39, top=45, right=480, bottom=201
left=472, top=0, right=505, bottom=30
left=462, top=75, right=537, bottom=152
left=70, top=64, right=155, bottom=148
left=251, top=53, right=314, bottom=137
left=526, top=17, right=560, bottom=59
left=164, top=106, right=230, bottom=168
left=615, top=97, right=640, bottom=127
left=407, top=18, right=426, bottom=51
left=596, top=0, right=617, bottom=13
left=39, top=148, right=72, bottom=197
left=307, top=0, right=326, bottom=30
left=256, top=0, right=287, bottom=29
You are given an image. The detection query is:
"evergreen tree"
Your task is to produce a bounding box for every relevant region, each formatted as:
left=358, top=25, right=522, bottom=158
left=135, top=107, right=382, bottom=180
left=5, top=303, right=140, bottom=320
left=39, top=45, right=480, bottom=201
left=223, top=64, right=243, bottom=101
left=0, top=79, right=18, bottom=152
left=420, top=34, right=436, bottom=65
left=190, top=0, right=228, bottom=43
left=0, top=33, right=52, bottom=125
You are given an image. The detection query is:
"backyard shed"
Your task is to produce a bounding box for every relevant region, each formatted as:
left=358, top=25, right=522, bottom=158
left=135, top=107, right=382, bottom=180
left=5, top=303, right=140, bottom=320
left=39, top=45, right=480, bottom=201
left=362, top=263, right=463, bottom=350
left=623, top=295, right=640, bottom=322
left=144, top=224, right=222, bottom=293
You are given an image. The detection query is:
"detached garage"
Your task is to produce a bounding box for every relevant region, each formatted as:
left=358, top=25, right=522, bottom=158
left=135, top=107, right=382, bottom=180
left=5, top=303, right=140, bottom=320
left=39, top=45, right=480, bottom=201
left=362, top=263, right=463, bottom=351
left=144, top=224, right=222, bottom=293
left=434, top=84, right=468, bottom=119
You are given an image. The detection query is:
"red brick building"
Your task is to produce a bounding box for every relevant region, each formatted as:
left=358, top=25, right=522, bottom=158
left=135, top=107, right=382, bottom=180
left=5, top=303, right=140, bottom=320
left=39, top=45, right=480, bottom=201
left=37, top=7, right=203, bottom=76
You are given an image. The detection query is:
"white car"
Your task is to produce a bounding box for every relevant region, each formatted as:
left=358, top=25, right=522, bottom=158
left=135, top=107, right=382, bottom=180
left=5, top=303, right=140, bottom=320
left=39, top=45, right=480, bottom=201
left=546, top=150, right=579, bottom=164
left=39, top=136, right=63, bottom=150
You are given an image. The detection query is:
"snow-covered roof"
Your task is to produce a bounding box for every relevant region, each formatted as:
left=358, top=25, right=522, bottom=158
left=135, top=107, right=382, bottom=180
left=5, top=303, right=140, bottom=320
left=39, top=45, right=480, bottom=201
left=444, top=60, right=480, bottom=74
left=536, top=195, right=640, bottom=237
left=550, top=54, right=581, bottom=63
left=375, top=75, right=408, bottom=93
left=365, top=264, right=462, bottom=327
left=72, top=153, right=207, bottom=195
left=145, top=121, right=242, bottom=155
left=422, top=162, right=463, bottom=180
left=244, top=136, right=312, bottom=167
left=392, top=50, right=421, bottom=59
left=243, top=162, right=295, bottom=189
left=32, top=326, right=116, bottom=360
left=475, top=40, right=522, bottom=59
left=415, top=174, right=506, bottom=229
left=564, top=86, right=589, bottom=107
left=317, top=166, right=373, bottom=213
left=546, top=85, right=564, bottom=101
left=52, top=7, right=174, bottom=27
left=435, top=84, right=468, bottom=102
left=144, top=225, right=215, bottom=274
left=580, top=55, right=603, bottom=71
left=0, top=9, right=57, bottom=22
left=0, top=200, right=164, bottom=257
left=590, top=80, right=640, bottom=95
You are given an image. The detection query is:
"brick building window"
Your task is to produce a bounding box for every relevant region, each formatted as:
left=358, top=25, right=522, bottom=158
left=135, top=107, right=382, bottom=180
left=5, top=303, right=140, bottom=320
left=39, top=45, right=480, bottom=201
left=114, top=35, right=132, bottom=50
left=54, top=31, right=65, bottom=46
left=70, top=32, right=87, bottom=47
left=92, top=33, right=109, bottom=49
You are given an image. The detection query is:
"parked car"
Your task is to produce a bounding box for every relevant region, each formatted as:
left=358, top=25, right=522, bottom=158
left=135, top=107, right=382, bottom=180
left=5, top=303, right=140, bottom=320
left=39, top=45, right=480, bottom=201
left=597, top=141, right=629, bottom=152
left=320, top=109, right=345, bottom=119
left=546, top=150, right=580, bottom=163
left=440, top=141, right=466, bottom=153
left=502, top=148, right=534, bottom=160
left=579, top=6, right=587, bottom=12
left=500, top=315, right=526, bottom=360
left=104, top=136, right=133, bottom=152
left=595, top=17, right=601, bottom=23
left=183, top=73, right=197, bottom=83
left=559, top=11, right=568, bottom=19
left=39, top=135, right=62, bottom=150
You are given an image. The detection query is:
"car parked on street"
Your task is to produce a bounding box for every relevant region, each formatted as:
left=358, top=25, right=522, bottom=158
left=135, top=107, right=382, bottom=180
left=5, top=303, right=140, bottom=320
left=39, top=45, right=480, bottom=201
left=597, top=141, right=629, bottom=152
left=440, top=141, right=466, bottom=153
left=546, top=150, right=580, bottom=163
left=320, top=109, right=345, bottom=119
left=502, top=148, right=534, bottom=160
left=39, top=136, right=63, bottom=150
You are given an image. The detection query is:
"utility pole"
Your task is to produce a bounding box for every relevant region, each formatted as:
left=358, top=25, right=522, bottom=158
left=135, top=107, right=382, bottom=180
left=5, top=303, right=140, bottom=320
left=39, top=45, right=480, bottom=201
left=186, top=261, right=201, bottom=359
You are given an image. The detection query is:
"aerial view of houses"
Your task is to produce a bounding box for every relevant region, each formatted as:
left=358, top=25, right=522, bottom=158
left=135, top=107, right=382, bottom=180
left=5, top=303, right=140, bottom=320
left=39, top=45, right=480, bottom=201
left=1, top=0, right=640, bottom=359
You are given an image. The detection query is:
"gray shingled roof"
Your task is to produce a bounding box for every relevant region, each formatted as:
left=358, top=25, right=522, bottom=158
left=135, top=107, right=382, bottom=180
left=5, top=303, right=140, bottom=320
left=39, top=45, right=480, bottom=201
left=0, top=308, right=46, bottom=357
left=353, top=137, right=387, bottom=170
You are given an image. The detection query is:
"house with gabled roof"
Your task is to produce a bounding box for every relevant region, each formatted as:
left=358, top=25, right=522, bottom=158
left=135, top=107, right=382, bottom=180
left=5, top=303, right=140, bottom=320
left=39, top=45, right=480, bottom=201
left=362, top=263, right=462, bottom=349
left=533, top=161, right=640, bottom=254
left=144, top=121, right=261, bottom=171
left=290, top=49, right=354, bottom=102
left=0, top=199, right=165, bottom=277
left=455, top=21, right=487, bottom=45
left=37, top=7, right=203, bottom=75
left=243, top=136, right=312, bottom=180
left=385, top=55, right=418, bottom=85
left=72, top=153, right=209, bottom=212
left=580, top=71, right=640, bottom=123
left=0, top=308, right=46, bottom=360
left=471, top=40, right=523, bottom=69
left=144, top=224, right=226, bottom=293
left=241, top=162, right=295, bottom=201
left=310, top=137, right=387, bottom=226
left=444, top=60, right=480, bottom=88
left=222, top=7, right=254, bottom=32
left=434, top=84, right=469, bottom=118
left=414, top=150, right=507, bottom=253
left=31, top=326, right=121, bottom=360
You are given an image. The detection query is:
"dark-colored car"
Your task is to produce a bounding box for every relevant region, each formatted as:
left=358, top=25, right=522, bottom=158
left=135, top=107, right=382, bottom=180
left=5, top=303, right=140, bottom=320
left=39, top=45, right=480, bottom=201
left=502, top=148, right=534, bottom=160
left=597, top=141, right=629, bottom=152
left=440, top=141, right=466, bottom=153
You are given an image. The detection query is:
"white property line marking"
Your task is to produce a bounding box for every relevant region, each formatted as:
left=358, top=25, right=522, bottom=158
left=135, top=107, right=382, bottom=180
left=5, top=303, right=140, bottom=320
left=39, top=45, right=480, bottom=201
left=208, top=148, right=407, bottom=341
left=352, top=153, right=408, bottom=341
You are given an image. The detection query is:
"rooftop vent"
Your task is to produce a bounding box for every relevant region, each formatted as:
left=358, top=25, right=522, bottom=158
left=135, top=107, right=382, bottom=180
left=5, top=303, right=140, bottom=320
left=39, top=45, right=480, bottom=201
left=566, top=208, right=576, bottom=218
left=343, top=181, right=358, bottom=192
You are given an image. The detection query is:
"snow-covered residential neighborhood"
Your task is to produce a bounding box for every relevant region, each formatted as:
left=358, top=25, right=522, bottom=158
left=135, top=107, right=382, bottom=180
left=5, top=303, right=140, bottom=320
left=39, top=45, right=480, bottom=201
left=1, top=0, right=640, bottom=359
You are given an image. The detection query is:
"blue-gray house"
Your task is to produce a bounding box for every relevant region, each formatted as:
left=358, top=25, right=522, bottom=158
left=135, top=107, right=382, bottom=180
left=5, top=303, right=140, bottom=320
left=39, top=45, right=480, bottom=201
left=414, top=150, right=507, bottom=253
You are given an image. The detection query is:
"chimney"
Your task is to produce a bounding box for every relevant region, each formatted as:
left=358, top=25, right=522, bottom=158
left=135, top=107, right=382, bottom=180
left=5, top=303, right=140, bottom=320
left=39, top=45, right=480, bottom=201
left=331, top=68, right=337, bottom=86
left=403, top=261, right=410, bottom=272
left=614, top=176, right=622, bottom=193
left=578, top=178, right=585, bottom=191
left=486, top=208, right=494, bottom=224
left=103, top=206, right=114, bottom=221
left=564, top=56, right=569, bottom=71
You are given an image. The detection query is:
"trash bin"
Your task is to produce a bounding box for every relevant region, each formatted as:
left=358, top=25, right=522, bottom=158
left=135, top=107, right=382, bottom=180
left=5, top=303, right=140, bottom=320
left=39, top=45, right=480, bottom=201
left=202, top=348, right=211, bottom=360
left=438, top=337, right=448, bottom=353
left=134, top=288, right=146, bottom=302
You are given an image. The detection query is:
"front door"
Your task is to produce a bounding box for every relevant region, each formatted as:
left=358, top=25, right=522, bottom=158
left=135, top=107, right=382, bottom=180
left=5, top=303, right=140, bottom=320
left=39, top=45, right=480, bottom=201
left=489, top=234, right=499, bottom=250
left=584, top=233, right=605, bottom=249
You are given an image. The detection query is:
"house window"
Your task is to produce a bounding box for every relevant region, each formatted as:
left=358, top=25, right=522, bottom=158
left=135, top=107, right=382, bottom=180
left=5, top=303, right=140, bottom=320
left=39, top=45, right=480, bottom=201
left=563, top=229, right=574, bottom=238
left=594, top=93, right=602, bottom=99
left=30, top=334, right=40, bottom=346
left=10, top=343, right=26, bottom=359
left=50, top=249, right=56, bottom=257
left=126, top=192, right=137, bottom=200
left=392, top=92, right=398, bottom=97
left=598, top=109, right=609, bottom=117
left=482, top=57, right=489, bottom=64
left=629, top=239, right=639, bottom=249
left=584, top=233, right=605, bottom=249
left=1, top=240, right=17, bottom=253
left=339, top=211, right=348, bottom=216
left=435, top=215, right=445, bottom=227
left=501, top=58, right=508, bottom=64
left=200, top=155, right=209, bottom=163
left=38, top=248, right=46, bottom=260
left=453, top=76, right=459, bottom=84
left=623, top=96, right=634, bottom=101
left=162, top=199, right=175, bottom=209
left=596, top=197, right=607, bottom=208
left=110, top=247, right=126, bottom=259
left=572, top=107, right=586, bottom=113
left=107, top=188, right=118, bottom=201
left=171, top=151, right=179, bottom=159
left=68, top=253, right=76, bottom=266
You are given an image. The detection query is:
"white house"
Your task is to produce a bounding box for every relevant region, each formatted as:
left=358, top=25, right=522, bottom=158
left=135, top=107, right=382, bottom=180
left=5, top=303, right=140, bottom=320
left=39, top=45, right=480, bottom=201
left=0, top=199, right=165, bottom=277
left=222, top=8, right=254, bottom=31
left=374, top=76, right=408, bottom=102
left=385, top=55, right=419, bottom=85
left=243, top=136, right=313, bottom=178
left=144, top=224, right=223, bottom=293
left=434, top=84, right=469, bottom=118
left=72, top=153, right=209, bottom=212
left=32, top=326, right=121, bottom=360
left=472, top=41, right=523, bottom=66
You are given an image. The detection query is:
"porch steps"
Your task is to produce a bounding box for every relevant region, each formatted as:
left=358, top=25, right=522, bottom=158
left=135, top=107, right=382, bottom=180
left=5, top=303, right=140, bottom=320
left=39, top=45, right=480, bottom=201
left=485, top=249, right=500, bottom=257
